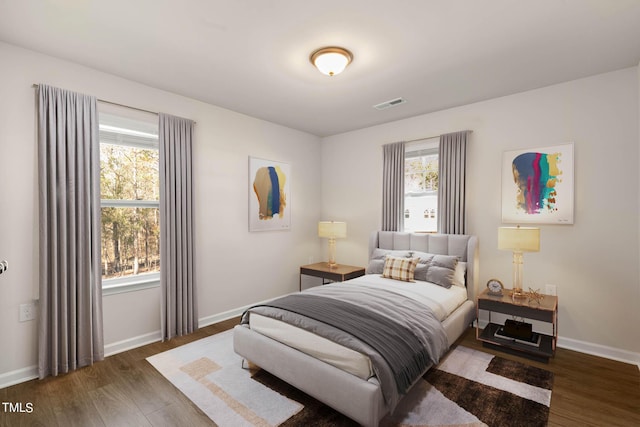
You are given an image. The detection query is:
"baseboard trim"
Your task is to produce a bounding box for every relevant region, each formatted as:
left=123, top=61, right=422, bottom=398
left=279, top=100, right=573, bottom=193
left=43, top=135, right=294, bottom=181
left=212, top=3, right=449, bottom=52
left=557, top=336, right=640, bottom=369
left=0, top=365, right=38, bottom=390
left=477, top=319, right=640, bottom=368
left=198, top=293, right=295, bottom=329
left=1, top=300, right=266, bottom=390
left=198, top=306, right=245, bottom=328
left=105, top=294, right=294, bottom=359
left=1, top=331, right=165, bottom=389
left=1, top=328, right=164, bottom=389
left=104, top=330, right=162, bottom=357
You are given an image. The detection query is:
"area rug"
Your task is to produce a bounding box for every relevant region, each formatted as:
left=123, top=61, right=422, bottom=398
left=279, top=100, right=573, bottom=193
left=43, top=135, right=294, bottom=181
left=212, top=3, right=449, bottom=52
left=147, top=330, right=553, bottom=426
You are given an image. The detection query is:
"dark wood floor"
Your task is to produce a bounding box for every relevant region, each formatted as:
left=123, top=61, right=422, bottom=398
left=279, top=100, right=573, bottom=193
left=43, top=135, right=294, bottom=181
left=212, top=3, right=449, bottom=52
left=462, top=330, right=640, bottom=427
left=1, top=319, right=639, bottom=426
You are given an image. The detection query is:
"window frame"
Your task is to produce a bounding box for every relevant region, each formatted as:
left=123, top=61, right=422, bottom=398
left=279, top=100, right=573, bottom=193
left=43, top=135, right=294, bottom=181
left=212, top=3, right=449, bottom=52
left=403, top=138, right=439, bottom=233
left=98, top=106, right=161, bottom=295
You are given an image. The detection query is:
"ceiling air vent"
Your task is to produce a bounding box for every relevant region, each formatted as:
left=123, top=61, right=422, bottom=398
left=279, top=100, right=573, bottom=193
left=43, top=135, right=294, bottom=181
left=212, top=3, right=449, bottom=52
left=373, top=97, right=407, bottom=110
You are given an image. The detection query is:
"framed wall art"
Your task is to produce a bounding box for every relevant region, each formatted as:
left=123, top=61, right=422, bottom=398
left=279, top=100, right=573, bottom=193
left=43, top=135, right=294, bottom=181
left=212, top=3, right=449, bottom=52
left=501, top=143, right=574, bottom=224
left=249, top=156, right=291, bottom=231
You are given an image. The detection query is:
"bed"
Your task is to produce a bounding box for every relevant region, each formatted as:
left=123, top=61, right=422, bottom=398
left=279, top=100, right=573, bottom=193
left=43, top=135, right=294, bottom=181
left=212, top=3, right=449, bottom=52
left=233, top=231, right=479, bottom=426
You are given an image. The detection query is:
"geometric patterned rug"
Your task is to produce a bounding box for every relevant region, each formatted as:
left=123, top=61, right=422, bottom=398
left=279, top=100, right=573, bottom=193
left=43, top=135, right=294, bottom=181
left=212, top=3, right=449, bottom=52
left=147, top=330, right=553, bottom=427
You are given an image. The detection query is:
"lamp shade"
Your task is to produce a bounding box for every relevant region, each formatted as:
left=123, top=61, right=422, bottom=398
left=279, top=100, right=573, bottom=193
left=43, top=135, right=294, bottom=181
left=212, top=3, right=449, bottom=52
left=498, top=226, right=540, bottom=252
left=318, top=221, right=347, bottom=239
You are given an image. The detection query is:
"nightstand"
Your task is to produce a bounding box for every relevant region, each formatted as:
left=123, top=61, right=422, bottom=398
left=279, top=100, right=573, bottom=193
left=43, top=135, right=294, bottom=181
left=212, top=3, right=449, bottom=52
left=476, top=288, right=558, bottom=362
left=299, top=262, right=365, bottom=291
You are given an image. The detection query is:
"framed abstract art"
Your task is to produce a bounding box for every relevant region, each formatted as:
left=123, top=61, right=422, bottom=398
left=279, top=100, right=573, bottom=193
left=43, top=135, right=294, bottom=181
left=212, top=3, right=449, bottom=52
left=249, top=156, right=291, bottom=231
left=501, top=143, right=574, bottom=224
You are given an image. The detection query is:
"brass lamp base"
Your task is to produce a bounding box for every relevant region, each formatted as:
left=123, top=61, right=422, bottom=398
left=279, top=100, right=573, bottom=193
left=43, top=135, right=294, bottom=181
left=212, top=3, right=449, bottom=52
left=510, top=251, right=527, bottom=298
left=327, top=237, right=337, bottom=268
left=510, top=288, right=527, bottom=298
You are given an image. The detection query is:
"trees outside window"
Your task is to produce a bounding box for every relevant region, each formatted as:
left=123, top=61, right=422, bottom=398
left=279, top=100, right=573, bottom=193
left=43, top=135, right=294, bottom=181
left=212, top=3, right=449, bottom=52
left=99, top=113, right=159, bottom=283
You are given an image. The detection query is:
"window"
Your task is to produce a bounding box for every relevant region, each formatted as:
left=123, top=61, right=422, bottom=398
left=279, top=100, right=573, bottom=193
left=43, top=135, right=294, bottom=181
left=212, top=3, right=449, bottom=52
left=404, top=139, right=439, bottom=232
left=99, top=110, right=160, bottom=292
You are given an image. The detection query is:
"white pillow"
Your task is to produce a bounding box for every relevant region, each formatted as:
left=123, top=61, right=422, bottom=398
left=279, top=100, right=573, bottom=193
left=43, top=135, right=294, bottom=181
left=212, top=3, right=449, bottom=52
left=452, top=261, right=467, bottom=287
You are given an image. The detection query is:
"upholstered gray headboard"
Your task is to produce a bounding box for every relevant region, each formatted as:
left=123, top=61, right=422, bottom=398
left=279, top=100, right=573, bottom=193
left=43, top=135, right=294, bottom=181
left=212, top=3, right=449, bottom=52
left=368, top=231, right=479, bottom=302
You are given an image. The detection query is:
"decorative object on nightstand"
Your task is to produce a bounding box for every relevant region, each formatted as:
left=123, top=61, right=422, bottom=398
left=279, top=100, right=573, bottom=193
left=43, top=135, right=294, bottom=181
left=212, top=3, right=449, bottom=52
left=527, top=287, right=544, bottom=305
left=486, top=278, right=504, bottom=296
left=498, top=225, right=540, bottom=298
left=318, top=221, right=347, bottom=268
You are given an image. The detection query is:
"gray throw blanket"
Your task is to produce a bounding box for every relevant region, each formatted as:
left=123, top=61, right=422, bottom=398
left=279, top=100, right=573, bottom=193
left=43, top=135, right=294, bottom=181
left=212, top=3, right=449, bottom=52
left=241, top=282, right=449, bottom=411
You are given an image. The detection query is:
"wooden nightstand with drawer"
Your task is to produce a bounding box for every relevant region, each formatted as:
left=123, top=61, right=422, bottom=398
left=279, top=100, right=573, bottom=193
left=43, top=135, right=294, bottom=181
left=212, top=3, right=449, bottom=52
left=476, top=288, right=558, bottom=362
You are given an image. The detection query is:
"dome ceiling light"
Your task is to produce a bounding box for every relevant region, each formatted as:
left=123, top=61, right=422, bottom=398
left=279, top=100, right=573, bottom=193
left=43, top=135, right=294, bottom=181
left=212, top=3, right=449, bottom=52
left=310, top=47, right=353, bottom=76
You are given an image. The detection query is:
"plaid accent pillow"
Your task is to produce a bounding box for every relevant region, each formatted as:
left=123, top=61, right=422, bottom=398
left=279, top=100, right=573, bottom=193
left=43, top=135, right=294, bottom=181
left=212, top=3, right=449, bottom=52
left=382, top=256, right=419, bottom=282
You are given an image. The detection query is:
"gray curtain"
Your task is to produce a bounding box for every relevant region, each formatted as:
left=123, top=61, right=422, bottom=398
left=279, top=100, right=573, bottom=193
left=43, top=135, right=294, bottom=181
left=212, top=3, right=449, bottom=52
left=382, top=141, right=405, bottom=231
left=37, top=84, right=104, bottom=379
left=159, top=113, right=197, bottom=340
left=438, top=131, right=469, bottom=234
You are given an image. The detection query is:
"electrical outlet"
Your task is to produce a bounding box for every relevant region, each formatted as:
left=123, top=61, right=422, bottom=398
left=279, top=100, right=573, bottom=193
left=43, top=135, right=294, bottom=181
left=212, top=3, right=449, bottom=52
left=19, top=302, right=37, bottom=322
left=545, top=284, right=557, bottom=296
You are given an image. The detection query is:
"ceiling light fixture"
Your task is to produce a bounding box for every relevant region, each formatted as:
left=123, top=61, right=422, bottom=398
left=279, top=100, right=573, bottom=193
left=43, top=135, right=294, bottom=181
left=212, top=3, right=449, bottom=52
left=310, top=46, right=353, bottom=76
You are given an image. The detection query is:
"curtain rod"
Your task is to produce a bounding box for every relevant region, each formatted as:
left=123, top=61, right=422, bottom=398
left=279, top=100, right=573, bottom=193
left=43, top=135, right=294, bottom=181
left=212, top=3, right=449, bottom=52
left=32, top=84, right=196, bottom=123
left=403, top=130, right=473, bottom=144
left=99, top=99, right=158, bottom=117
left=32, top=84, right=157, bottom=116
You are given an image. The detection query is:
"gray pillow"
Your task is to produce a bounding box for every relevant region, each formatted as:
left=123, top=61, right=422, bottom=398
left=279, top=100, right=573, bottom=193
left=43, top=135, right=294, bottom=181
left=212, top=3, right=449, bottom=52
left=366, top=259, right=385, bottom=274
left=426, top=255, right=459, bottom=289
left=370, top=248, right=411, bottom=260
left=408, top=251, right=434, bottom=282
left=408, top=251, right=434, bottom=264
left=414, top=263, right=430, bottom=282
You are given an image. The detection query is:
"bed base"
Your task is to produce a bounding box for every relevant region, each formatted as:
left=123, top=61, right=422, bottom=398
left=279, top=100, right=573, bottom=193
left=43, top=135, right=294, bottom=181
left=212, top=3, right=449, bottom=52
left=234, top=324, right=385, bottom=426
left=233, top=300, right=475, bottom=426
left=233, top=231, right=479, bottom=426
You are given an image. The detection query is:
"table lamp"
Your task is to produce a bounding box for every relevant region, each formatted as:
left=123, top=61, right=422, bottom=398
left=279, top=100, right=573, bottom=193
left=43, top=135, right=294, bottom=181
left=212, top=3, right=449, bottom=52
left=318, top=221, right=347, bottom=268
left=498, top=225, right=540, bottom=297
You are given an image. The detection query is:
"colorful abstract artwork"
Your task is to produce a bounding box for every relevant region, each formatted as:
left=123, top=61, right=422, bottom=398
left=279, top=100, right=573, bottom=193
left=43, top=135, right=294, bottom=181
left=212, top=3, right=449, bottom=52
left=502, top=143, right=574, bottom=224
left=249, top=157, right=291, bottom=231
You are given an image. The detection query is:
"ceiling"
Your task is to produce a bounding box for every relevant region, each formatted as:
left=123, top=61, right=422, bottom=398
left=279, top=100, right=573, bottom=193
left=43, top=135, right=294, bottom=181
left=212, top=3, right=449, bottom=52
left=1, top=0, right=640, bottom=137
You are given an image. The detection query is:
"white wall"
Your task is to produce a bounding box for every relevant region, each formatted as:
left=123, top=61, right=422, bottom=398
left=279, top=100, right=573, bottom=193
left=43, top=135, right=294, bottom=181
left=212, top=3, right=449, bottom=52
left=322, top=67, right=640, bottom=363
left=0, top=42, right=322, bottom=385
